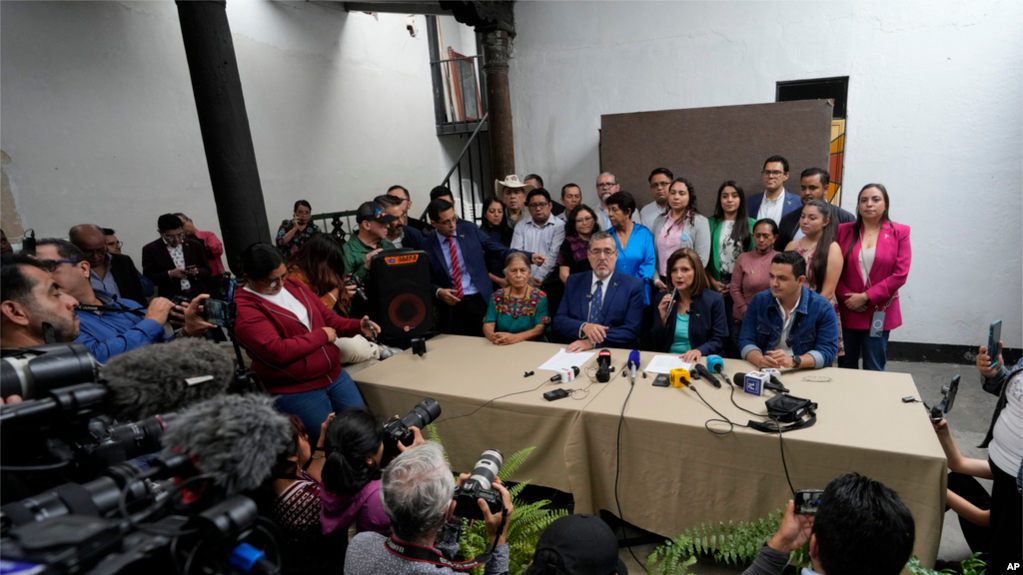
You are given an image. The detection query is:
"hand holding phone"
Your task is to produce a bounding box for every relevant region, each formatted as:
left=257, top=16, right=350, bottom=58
left=988, top=320, right=1002, bottom=369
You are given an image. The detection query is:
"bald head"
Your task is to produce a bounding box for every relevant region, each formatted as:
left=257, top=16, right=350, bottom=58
left=69, top=224, right=109, bottom=268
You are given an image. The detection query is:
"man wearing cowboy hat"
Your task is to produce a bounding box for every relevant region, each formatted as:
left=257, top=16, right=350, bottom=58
left=495, top=175, right=534, bottom=228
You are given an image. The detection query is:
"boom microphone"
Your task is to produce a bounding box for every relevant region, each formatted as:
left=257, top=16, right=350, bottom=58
left=160, top=394, right=291, bottom=496
left=101, top=338, right=232, bottom=422
left=628, top=350, right=640, bottom=385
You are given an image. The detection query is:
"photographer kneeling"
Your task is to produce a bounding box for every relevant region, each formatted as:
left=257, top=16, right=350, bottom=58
left=344, top=442, right=513, bottom=575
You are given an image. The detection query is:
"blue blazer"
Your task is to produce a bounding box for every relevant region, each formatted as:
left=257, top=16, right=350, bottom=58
left=746, top=190, right=801, bottom=224
left=422, top=220, right=522, bottom=303
left=554, top=270, right=644, bottom=349
left=649, top=289, right=728, bottom=355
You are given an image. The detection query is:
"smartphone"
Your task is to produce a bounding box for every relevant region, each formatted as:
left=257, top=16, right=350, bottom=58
left=652, top=373, right=670, bottom=387
left=795, top=489, right=825, bottom=514
left=204, top=299, right=233, bottom=328
left=988, top=320, right=1002, bottom=368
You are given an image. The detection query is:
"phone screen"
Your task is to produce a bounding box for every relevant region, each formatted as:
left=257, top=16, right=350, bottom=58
left=989, top=320, right=1002, bottom=367
left=795, top=489, right=825, bottom=514
left=205, top=299, right=230, bottom=327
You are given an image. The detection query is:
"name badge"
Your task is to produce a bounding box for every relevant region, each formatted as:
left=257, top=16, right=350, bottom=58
left=680, top=233, right=690, bottom=243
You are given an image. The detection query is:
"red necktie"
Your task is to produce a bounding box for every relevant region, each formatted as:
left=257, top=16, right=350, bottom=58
left=448, top=237, right=464, bottom=299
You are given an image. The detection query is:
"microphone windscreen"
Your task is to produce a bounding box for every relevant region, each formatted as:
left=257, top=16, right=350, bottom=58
left=101, top=338, right=232, bottom=422
left=160, top=394, right=291, bottom=496
left=628, top=350, right=640, bottom=368
left=732, top=372, right=748, bottom=387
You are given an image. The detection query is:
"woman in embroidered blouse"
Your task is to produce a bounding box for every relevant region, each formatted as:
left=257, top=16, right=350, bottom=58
left=484, top=252, right=550, bottom=345
left=652, top=178, right=710, bottom=293
left=558, top=205, right=598, bottom=283
left=277, top=200, right=322, bottom=256
left=269, top=413, right=338, bottom=574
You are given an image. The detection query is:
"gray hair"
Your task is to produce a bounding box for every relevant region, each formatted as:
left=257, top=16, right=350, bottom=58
left=595, top=171, right=617, bottom=185
left=503, top=251, right=531, bottom=275
left=380, top=442, right=454, bottom=541
left=588, top=231, right=616, bottom=249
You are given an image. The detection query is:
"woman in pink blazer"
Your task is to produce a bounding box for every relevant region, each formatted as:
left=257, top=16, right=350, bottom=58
left=836, top=184, right=911, bottom=371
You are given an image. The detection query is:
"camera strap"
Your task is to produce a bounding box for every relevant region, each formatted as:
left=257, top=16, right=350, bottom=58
left=383, top=510, right=508, bottom=571
left=76, top=303, right=146, bottom=317
left=748, top=394, right=817, bottom=433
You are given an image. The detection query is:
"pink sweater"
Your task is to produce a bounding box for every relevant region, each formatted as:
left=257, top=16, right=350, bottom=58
left=730, top=249, right=778, bottom=321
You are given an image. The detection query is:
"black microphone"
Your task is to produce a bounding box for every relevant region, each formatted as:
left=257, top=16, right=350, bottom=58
left=101, top=338, right=232, bottom=422
left=693, top=364, right=721, bottom=388
left=549, top=366, right=581, bottom=383
left=160, top=394, right=292, bottom=496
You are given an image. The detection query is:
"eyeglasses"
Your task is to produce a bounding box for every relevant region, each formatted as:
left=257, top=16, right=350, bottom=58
left=588, top=248, right=617, bottom=257
left=527, top=202, right=549, bottom=209
left=162, top=232, right=186, bottom=241
left=762, top=170, right=785, bottom=177
left=259, top=271, right=291, bottom=289
left=37, top=259, right=79, bottom=272
left=106, top=241, right=123, bottom=249
left=81, top=248, right=107, bottom=258
left=597, top=182, right=617, bottom=189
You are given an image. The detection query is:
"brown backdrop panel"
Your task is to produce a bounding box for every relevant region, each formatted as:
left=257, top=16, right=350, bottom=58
left=600, top=100, right=834, bottom=213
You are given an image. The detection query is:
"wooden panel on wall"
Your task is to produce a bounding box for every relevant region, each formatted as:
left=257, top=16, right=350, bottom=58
left=600, top=100, right=833, bottom=213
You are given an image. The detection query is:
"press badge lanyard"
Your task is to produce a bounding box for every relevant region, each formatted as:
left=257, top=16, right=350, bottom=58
left=858, top=229, right=897, bottom=337
left=383, top=510, right=507, bottom=571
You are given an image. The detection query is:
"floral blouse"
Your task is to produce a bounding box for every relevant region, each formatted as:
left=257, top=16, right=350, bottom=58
left=276, top=220, right=322, bottom=256
left=484, top=287, right=550, bottom=335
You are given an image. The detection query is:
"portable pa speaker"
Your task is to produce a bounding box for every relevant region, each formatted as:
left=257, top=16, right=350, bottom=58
left=370, top=249, right=434, bottom=339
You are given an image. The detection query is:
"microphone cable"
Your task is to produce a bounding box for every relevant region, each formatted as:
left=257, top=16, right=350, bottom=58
left=688, top=384, right=751, bottom=435
left=613, top=379, right=644, bottom=569
left=437, top=379, right=552, bottom=424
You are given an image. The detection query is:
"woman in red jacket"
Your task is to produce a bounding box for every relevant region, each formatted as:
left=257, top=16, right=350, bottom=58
left=836, top=184, right=911, bottom=371
left=234, top=243, right=380, bottom=445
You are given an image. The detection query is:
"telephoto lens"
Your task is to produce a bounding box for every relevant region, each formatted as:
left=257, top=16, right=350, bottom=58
left=452, top=449, right=505, bottom=520
left=383, top=398, right=441, bottom=446
left=0, top=343, right=98, bottom=401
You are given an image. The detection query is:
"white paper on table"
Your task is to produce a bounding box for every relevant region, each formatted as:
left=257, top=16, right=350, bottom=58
left=538, top=348, right=596, bottom=372
left=644, top=355, right=692, bottom=374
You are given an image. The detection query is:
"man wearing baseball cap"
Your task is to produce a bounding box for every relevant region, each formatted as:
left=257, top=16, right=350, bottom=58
left=342, top=201, right=397, bottom=287
left=523, top=514, right=627, bottom=575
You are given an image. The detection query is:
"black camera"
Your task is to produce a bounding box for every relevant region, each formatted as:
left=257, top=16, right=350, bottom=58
left=78, top=413, right=178, bottom=472
left=346, top=276, right=369, bottom=302
left=0, top=343, right=98, bottom=401
left=452, top=449, right=504, bottom=521
left=383, top=398, right=441, bottom=446
left=928, top=375, right=960, bottom=422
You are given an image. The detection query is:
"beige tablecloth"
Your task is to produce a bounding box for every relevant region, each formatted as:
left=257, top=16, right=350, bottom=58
left=353, top=335, right=946, bottom=565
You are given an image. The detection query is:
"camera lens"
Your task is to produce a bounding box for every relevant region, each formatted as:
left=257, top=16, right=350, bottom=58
left=0, top=343, right=98, bottom=400
left=402, top=398, right=441, bottom=430
left=467, top=449, right=503, bottom=491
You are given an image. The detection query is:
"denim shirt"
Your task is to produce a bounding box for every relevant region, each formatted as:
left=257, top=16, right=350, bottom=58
left=738, top=285, right=839, bottom=369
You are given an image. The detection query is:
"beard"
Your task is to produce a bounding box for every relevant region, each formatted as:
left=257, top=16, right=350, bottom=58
left=28, top=305, right=79, bottom=343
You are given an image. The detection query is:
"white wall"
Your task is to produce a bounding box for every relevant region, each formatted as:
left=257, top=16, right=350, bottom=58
left=509, top=0, right=1023, bottom=347
left=1, top=1, right=463, bottom=265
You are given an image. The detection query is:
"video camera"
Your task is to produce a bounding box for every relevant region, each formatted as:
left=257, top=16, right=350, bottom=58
left=0, top=342, right=98, bottom=401
left=453, top=449, right=505, bottom=521
left=383, top=398, right=441, bottom=446
left=927, top=375, right=960, bottom=422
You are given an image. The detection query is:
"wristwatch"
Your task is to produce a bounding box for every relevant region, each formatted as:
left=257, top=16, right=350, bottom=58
left=791, top=354, right=802, bottom=368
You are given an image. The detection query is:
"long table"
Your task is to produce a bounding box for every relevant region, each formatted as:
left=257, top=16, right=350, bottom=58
left=353, top=334, right=947, bottom=565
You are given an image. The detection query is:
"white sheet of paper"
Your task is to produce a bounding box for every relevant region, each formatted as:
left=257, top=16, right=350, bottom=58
left=538, top=348, right=596, bottom=372
left=644, top=355, right=692, bottom=374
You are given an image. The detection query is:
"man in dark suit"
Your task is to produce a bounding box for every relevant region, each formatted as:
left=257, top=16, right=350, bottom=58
left=554, top=231, right=645, bottom=352
left=422, top=199, right=544, bottom=337
left=141, top=214, right=211, bottom=300
left=69, top=224, right=148, bottom=303
left=774, top=168, right=857, bottom=250
left=747, top=155, right=801, bottom=227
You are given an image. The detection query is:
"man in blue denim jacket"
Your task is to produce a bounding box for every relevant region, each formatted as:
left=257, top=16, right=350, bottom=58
left=738, top=252, right=839, bottom=370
